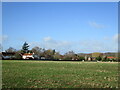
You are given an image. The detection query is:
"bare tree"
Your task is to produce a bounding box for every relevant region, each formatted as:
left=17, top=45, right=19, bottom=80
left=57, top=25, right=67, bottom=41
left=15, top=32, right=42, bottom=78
left=5, top=47, right=16, bottom=53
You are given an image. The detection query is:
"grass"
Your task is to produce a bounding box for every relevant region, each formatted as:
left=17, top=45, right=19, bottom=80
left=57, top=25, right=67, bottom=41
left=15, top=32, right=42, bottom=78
left=2, top=60, right=119, bottom=88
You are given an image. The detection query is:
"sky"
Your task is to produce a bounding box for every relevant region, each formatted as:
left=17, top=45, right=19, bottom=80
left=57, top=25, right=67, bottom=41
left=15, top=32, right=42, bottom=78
left=2, top=2, right=118, bottom=54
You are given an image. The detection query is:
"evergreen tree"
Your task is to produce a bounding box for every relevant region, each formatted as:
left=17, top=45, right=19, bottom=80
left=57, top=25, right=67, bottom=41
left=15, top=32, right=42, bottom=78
left=22, top=42, right=29, bottom=53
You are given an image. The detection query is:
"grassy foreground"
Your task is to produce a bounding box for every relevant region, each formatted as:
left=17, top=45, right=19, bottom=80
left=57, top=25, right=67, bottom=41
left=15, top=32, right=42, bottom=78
left=2, top=60, right=118, bottom=88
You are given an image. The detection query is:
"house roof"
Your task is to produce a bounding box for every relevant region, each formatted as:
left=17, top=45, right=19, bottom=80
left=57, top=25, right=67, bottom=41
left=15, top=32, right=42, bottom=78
left=2, top=52, right=15, bottom=56
left=107, top=57, right=116, bottom=59
left=23, top=53, right=33, bottom=55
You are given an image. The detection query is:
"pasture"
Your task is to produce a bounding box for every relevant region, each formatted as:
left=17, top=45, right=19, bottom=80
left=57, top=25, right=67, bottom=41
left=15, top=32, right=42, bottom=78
left=2, top=60, right=118, bottom=88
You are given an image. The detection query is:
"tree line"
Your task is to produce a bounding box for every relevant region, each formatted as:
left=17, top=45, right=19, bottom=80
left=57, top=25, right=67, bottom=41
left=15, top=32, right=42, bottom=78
left=2, top=42, right=118, bottom=61
left=3, top=42, right=85, bottom=60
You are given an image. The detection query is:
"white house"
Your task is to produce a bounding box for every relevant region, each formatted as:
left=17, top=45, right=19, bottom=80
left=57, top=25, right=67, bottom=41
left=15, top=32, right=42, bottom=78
left=22, top=53, right=34, bottom=59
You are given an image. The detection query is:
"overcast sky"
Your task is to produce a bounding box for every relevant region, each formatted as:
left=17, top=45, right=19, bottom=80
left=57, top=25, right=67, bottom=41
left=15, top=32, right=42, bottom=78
left=2, top=2, right=118, bottom=54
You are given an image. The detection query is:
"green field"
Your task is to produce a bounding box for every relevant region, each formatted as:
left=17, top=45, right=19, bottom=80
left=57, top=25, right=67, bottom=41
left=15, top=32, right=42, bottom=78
left=2, top=60, right=118, bottom=88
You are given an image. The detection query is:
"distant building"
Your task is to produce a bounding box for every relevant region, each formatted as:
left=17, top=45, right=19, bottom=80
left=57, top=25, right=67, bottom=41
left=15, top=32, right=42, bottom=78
left=88, top=57, right=92, bottom=61
left=22, top=53, right=34, bottom=59
left=84, top=53, right=92, bottom=61
left=85, top=55, right=88, bottom=60
left=2, top=52, right=15, bottom=59
left=107, top=56, right=117, bottom=60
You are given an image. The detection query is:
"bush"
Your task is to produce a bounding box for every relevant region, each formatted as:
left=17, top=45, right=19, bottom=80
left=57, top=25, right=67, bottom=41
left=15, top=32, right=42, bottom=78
left=96, top=56, right=102, bottom=61
left=79, top=57, right=85, bottom=61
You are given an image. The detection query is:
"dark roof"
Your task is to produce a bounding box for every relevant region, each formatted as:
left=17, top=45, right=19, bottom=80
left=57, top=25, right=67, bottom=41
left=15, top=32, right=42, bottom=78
left=2, top=52, right=15, bottom=56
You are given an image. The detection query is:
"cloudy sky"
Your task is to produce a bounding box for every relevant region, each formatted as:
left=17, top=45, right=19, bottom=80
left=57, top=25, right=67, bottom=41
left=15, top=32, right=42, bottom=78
left=2, top=2, right=118, bottom=54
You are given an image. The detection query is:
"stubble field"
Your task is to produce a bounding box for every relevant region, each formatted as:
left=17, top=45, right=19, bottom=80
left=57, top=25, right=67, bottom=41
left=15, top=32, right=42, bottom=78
left=2, top=60, right=119, bottom=88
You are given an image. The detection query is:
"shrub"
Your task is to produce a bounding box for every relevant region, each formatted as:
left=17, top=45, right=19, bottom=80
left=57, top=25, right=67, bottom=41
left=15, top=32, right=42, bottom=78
left=79, top=57, right=85, bottom=61
left=96, top=56, right=102, bottom=61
